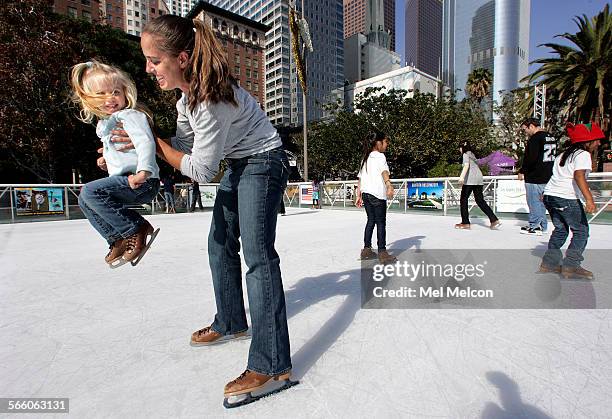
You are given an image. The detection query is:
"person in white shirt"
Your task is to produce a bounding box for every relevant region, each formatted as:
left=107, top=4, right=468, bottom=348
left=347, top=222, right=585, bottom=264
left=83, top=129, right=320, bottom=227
left=539, top=122, right=603, bottom=280
left=355, top=130, right=396, bottom=264
left=455, top=140, right=501, bottom=230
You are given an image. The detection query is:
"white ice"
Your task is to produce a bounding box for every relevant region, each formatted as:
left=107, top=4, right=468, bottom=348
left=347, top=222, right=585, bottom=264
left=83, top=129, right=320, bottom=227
left=1, top=209, right=611, bottom=418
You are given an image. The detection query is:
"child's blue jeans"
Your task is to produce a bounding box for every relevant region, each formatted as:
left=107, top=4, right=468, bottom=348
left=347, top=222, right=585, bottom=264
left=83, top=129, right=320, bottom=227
left=542, top=195, right=589, bottom=268
left=78, top=176, right=160, bottom=245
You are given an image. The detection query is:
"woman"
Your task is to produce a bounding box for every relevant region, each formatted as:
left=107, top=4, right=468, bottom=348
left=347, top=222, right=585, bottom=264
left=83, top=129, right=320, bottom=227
left=355, top=130, right=397, bottom=264
left=455, top=140, right=501, bottom=230
left=116, top=15, right=292, bottom=403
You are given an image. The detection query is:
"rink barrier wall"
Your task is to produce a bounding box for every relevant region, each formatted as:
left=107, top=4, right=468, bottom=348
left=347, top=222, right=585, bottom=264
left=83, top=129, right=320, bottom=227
left=1, top=174, right=611, bottom=224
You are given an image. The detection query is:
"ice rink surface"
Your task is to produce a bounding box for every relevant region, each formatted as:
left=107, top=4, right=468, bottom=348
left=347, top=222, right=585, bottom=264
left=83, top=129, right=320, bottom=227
left=1, top=209, right=611, bottom=418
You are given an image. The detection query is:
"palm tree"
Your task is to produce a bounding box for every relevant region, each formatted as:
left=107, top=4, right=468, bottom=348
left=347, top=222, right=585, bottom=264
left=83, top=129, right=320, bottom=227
left=525, top=4, right=611, bottom=123
left=466, top=68, right=493, bottom=104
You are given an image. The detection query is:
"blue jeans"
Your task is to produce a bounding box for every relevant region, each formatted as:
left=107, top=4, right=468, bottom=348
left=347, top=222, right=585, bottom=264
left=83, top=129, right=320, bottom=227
left=164, top=190, right=175, bottom=211
left=542, top=195, right=589, bottom=268
left=362, top=193, right=387, bottom=250
left=208, top=148, right=291, bottom=376
left=525, top=183, right=548, bottom=230
left=78, top=176, right=160, bottom=245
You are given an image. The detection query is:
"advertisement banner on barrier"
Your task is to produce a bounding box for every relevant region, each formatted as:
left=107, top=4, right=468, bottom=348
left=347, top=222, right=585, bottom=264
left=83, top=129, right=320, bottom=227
left=406, top=181, right=444, bottom=210
left=496, top=179, right=528, bottom=213
left=15, top=188, right=65, bottom=216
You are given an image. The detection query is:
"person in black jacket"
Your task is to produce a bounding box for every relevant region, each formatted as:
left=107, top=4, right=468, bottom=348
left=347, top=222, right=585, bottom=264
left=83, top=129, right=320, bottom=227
left=518, top=118, right=557, bottom=235
left=189, top=178, right=203, bottom=212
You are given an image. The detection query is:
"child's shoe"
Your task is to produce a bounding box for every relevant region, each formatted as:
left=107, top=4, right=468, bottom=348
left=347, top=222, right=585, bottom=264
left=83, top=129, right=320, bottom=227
left=122, top=220, right=159, bottom=266
left=561, top=266, right=594, bottom=280
left=105, top=239, right=126, bottom=264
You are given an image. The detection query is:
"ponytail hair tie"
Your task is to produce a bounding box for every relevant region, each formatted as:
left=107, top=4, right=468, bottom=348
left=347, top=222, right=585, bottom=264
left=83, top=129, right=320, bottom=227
left=193, top=27, right=197, bottom=33
left=85, top=61, right=93, bottom=68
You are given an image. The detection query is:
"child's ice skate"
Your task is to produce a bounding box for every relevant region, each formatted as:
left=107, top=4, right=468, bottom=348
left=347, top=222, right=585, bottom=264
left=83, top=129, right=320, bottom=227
left=223, top=369, right=298, bottom=409
left=122, top=220, right=160, bottom=267
left=106, top=239, right=130, bottom=269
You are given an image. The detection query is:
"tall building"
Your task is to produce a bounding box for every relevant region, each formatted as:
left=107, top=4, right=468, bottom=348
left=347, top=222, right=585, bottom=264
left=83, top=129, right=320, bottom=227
left=100, top=0, right=126, bottom=31
left=122, top=0, right=169, bottom=36
left=344, top=0, right=395, bottom=52
left=53, top=0, right=102, bottom=23
left=205, top=0, right=344, bottom=127
left=442, top=0, right=530, bottom=108
left=404, top=0, right=442, bottom=77
left=165, top=0, right=199, bottom=17
left=344, top=0, right=400, bottom=83
left=54, top=1, right=169, bottom=34
left=187, top=2, right=268, bottom=106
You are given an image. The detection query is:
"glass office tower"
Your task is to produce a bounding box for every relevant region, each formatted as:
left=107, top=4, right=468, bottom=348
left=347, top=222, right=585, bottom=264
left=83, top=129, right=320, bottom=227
left=442, top=0, right=530, bottom=113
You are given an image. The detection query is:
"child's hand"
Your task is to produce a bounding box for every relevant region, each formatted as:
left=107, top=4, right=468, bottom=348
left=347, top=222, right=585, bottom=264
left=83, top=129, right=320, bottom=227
left=585, top=200, right=597, bottom=214
left=128, top=173, right=146, bottom=189
left=97, top=156, right=107, bottom=172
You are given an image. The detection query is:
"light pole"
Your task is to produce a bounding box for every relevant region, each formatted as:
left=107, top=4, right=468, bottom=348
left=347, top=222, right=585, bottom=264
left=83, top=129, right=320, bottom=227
left=301, top=0, right=308, bottom=181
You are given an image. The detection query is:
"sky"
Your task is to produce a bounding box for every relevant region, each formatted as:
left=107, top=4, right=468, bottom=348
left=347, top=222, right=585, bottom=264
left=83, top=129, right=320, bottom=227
left=394, top=0, right=610, bottom=73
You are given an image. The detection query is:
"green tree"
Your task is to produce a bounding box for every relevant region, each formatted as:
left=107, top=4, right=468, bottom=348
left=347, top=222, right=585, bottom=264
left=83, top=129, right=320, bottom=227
left=0, top=0, right=177, bottom=183
left=466, top=68, right=493, bottom=104
left=525, top=4, right=611, bottom=123
left=304, top=88, right=495, bottom=180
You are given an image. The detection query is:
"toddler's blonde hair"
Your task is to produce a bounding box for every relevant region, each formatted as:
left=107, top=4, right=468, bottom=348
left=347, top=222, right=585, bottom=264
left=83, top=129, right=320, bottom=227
left=70, top=59, right=139, bottom=123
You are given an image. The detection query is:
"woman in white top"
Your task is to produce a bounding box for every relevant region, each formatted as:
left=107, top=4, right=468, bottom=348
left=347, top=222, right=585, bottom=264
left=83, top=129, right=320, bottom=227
left=455, top=140, right=501, bottom=230
left=539, top=122, right=603, bottom=280
left=355, top=130, right=396, bottom=264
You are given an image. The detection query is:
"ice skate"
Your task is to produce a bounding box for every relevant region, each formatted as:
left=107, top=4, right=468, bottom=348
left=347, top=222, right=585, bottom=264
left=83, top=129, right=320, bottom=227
left=490, top=220, right=502, bottom=230
left=190, top=325, right=251, bottom=346
left=223, top=369, right=298, bottom=409
left=106, top=239, right=129, bottom=269
left=561, top=266, right=594, bottom=280
left=378, top=250, right=397, bottom=264
left=537, top=263, right=562, bottom=274
left=122, top=220, right=160, bottom=267
left=360, top=247, right=377, bottom=260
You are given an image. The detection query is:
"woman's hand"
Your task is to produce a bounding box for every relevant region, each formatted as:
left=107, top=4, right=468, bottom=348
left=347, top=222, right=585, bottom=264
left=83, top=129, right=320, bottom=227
left=110, top=122, right=134, bottom=151
left=355, top=195, right=363, bottom=208
left=386, top=184, right=395, bottom=199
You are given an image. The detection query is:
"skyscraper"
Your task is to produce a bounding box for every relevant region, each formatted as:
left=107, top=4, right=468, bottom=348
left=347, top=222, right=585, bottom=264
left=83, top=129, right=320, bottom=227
left=165, top=0, right=199, bottom=17
left=53, top=0, right=102, bottom=23
left=206, top=0, right=344, bottom=126
left=404, top=0, right=442, bottom=77
left=54, top=1, right=169, bottom=35
left=442, top=0, right=530, bottom=108
left=344, top=0, right=400, bottom=83
left=344, top=0, right=396, bottom=52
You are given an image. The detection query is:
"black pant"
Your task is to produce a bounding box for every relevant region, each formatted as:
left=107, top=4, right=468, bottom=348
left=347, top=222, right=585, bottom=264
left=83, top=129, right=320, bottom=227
left=279, top=193, right=286, bottom=214
left=363, top=193, right=387, bottom=250
left=190, top=182, right=203, bottom=211
left=460, top=184, right=498, bottom=224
